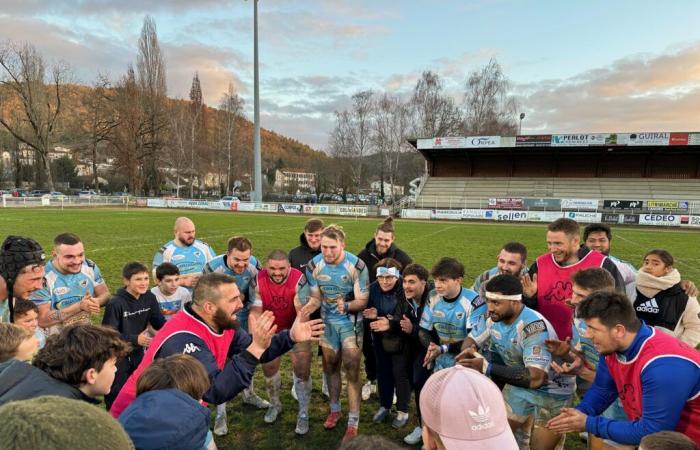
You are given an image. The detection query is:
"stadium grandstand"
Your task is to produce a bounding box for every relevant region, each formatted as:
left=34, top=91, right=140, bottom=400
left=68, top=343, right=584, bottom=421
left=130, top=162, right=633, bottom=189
left=408, top=132, right=700, bottom=213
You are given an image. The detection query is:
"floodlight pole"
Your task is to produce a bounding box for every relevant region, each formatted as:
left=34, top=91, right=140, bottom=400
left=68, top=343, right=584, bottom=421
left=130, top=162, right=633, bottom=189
left=252, top=0, right=262, bottom=202
left=519, top=112, right=525, bottom=135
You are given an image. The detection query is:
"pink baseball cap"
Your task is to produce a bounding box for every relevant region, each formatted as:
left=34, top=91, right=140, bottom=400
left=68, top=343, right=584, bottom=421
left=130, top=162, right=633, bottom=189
left=420, top=366, right=518, bottom=450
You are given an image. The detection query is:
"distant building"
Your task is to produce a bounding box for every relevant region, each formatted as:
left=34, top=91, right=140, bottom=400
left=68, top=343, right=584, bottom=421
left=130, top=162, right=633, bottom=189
left=370, top=180, right=404, bottom=198
left=274, top=169, right=316, bottom=192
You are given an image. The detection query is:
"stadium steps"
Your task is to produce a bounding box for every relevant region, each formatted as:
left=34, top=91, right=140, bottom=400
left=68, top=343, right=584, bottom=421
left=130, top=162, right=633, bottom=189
left=414, top=177, right=700, bottom=209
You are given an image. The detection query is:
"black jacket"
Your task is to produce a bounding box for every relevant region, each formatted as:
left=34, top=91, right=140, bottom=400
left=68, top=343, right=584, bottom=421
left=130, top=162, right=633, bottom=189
left=386, top=282, right=433, bottom=355
left=357, top=239, right=412, bottom=284
left=0, top=359, right=98, bottom=406
left=289, top=233, right=321, bottom=273
left=102, top=288, right=166, bottom=362
left=634, top=283, right=689, bottom=333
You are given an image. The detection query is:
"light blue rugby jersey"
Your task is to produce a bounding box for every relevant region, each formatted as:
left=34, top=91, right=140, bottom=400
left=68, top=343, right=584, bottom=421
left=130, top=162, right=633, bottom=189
left=306, top=252, right=369, bottom=324
left=30, top=259, right=105, bottom=311
left=203, top=254, right=260, bottom=309
left=151, top=285, right=192, bottom=320
left=470, top=306, right=575, bottom=397
left=419, top=287, right=485, bottom=344
left=572, top=317, right=599, bottom=367
left=152, top=240, right=216, bottom=276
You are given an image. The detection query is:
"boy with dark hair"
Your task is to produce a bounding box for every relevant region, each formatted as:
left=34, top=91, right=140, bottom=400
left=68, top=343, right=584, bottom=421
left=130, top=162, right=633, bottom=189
left=473, top=241, right=529, bottom=298
left=102, top=261, right=166, bottom=409
left=547, top=291, right=700, bottom=446
left=419, top=257, right=485, bottom=371
left=0, top=324, right=130, bottom=405
left=12, top=299, right=46, bottom=349
left=152, top=262, right=192, bottom=320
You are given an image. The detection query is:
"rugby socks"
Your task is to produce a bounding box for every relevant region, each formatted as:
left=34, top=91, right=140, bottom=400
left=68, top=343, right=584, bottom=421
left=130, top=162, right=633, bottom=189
left=330, top=401, right=342, bottom=413
left=216, top=403, right=226, bottom=416
left=265, top=372, right=282, bottom=409
left=243, top=378, right=257, bottom=400
left=348, top=411, right=360, bottom=428
left=294, top=377, right=312, bottom=417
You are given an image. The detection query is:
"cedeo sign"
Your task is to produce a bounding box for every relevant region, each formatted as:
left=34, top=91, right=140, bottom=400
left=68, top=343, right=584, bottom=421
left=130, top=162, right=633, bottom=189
left=639, top=214, right=681, bottom=226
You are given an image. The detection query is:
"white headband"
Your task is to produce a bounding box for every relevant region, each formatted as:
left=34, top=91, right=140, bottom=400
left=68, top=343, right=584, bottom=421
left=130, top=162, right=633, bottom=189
left=376, top=267, right=400, bottom=278
left=485, top=292, right=522, bottom=301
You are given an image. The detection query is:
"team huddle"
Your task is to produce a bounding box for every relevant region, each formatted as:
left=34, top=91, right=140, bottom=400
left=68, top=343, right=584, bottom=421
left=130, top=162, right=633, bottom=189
left=1, top=215, right=700, bottom=450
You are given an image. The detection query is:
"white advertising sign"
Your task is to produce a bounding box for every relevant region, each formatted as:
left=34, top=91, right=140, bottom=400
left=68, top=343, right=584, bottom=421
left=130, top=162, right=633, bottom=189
left=401, top=209, right=432, bottom=219
left=431, top=209, right=463, bottom=220
left=638, top=214, right=681, bottom=226
left=566, top=211, right=603, bottom=223
left=493, top=211, right=528, bottom=221
left=618, top=132, right=670, bottom=146
left=336, top=205, right=368, bottom=216
left=417, top=136, right=501, bottom=149
left=560, top=198, right=599, bottom=210
left=528, top=211, right=564, bottom=222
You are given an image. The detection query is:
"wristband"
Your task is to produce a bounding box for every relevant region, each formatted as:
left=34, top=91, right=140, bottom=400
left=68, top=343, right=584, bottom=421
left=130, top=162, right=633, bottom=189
left=344, top=302, right=350, bottom=314
left=440, top=344, right=448, bottom=354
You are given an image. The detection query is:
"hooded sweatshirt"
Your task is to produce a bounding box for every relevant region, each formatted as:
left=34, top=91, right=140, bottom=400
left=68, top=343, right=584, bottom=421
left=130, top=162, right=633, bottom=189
left=289, top=233, right=321, bottom=272
left=634, top=268, right=700, bottom=346
left=119, top=389, right=209, bottom=450
left=357, top=239, right=412, bottom=284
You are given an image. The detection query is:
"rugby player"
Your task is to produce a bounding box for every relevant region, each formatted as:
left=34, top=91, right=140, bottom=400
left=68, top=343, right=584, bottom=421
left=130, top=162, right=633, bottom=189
left=31, top=233, right=109, bottom=334
left=473, top=241, right=528, bottom=298
left=459, top=274, right=575, bottom=450
left=0, top=236, right=45, bottom=323
left=301, top=224, right=369, bottom=442
left=203, top=236, right=268, bottom=434
left=152, top=217, right=216, bottom=290
left=419, top=257, right=485, bottom=372
left=520, top=218, right=623, bottom=340
left=250, top=249, right=312, bottom=434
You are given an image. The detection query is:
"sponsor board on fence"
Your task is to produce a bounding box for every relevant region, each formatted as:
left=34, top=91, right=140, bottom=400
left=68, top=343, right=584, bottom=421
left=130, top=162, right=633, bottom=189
left=670, top=133, right=689, bottom=146
left=560, top=198, right=599, bottom=210
left=237, top=202, right=256, bottom=212
left=638, top=214, right=681, bottom=226
left=623, top=214, right=639, bottom=224
left=431, top=209, right=463, bottom=220
left=493, top=211, right=528, bottom=221
left=618, top=132, right=670, bottom=146
left=302, top=204, right=330, bottom=214
left=401, top=209, right=432, bottom=219
left=523, top=198, right=562, bottom=209
left=528, top=211, right=564, bottom=222
left=686, top=216, right=700, bottom=227
left=566, top=211, right=602, bottom=223
left=516, top=135, right=551, bottom=147
left=602, top=213, right=621, bottom=224
left=462, top=209, right=490, bottom=219
left=690, top=134, right=700, bottom=146
left=488, top=197, right=523, bottom=209
left=551, top=134, right=608, bottom=147
left=147, top=198, right=166, bottom=207
left=278, top=204, right=302, bottom=214
left=336, top=205, right=368, bottom=216
left=645, top=200, right=688, bottom=211
left=603, top=200, right=643, bottom=210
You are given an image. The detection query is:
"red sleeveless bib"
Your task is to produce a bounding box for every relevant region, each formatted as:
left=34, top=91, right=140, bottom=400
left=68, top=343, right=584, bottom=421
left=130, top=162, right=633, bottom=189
left=257, top=268, right=302, bottom=331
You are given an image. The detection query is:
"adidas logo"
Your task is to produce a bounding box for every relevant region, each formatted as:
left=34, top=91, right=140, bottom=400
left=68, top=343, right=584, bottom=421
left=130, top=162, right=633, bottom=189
left=468, top=404, right=495, bottom=430
left=636, top=299, right=659, bottom=314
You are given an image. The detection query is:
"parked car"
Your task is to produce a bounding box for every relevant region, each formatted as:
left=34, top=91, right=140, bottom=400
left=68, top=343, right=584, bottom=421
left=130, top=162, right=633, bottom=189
left=221, top=196, right=240, bottom=202
left=29, top=190, right=50, bottom=197
left=78, top=190, right=98, bottom=198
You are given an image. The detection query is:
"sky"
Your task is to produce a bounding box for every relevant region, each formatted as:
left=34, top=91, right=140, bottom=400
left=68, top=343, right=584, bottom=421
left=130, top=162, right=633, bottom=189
left=2, top=1, right=700, bottom=151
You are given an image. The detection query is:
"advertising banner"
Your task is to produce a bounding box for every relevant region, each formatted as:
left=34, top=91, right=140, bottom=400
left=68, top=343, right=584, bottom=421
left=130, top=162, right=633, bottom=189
left=523, top=198, right=562, bottom=209
left=278, top=204, right=302, bottom=214
left=670, top=133, right=689, bottom=146
left=528, top=211, right=564, bottom=222
left=618, top=132, right=670, bottom=146
left=417, top=136, right=501, bottom=150
left=602, top=213, right=621, bottom=224
left=302, top=204, right=330, bottom=215
left=237, top=202, right=256, bottom=212
left=493, top=211, right=528, bottom=221
left=401, top=209, right=432, bottom=219
left=516, top=135, right=551, bottom=147
left=147, top=198, right=166, bottom=207
left=689, top=134, right=700, bottom=145
left=560, top=198, right=599, bottom=210
left=551, top=134, right=608, bottom=147
left=638, top=214, right=681, bottom=226
left=623, top=214, right=640, bottom=224
left=645, top=200, right=688, bottom=211
left=603, top=200, right=643, bottom=210
left=431, top=209, right=463, bottom=220
left=488, top=198, right=523, bottom=209
left=566, top=211, right=602, bottom=223
left=684, top=216, right=700, bottom=227
left=462, top=209, right=490, bottom=219
left=336, top=205, right=368, bottom=216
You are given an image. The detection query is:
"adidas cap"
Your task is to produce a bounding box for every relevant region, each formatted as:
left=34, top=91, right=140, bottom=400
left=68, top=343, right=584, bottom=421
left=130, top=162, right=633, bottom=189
left=420, top=365, right=518, bottom=449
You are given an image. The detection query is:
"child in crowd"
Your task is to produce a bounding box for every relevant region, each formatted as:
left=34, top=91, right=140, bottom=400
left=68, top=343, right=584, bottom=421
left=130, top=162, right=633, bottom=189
left=102, top=261, right=166, bottom=409
left=119, top=354, right=216, bottom=450
left=12, top=299, right=46, bottom=349
left=152, top=262, right=192, bottom=320
left=634, top=249, right=700, bottom=346
left=0, top=324, right=130, bottom=405
left=0, top=322, right=38, bottom=362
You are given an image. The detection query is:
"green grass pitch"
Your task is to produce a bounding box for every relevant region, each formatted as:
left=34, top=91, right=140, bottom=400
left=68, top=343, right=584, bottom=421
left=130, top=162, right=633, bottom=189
left=2, top=207, right=699, bottom=449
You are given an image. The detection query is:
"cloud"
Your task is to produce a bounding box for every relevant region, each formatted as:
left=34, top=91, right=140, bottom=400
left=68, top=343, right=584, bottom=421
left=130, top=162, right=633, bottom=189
left=517, top=43, right=700, bottom=134
left=0, top=0, right=236, bottom=16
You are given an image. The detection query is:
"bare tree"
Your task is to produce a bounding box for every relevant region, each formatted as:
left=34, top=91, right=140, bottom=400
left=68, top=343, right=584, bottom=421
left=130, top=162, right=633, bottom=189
left=0, top=41, right=69, bottom=190
left=462, top=59, right=518, bottom=135
left=136, top=15, right=168, bottom=195
left=80, top=75, right=118, bottom=190
left=219, top=82, right=243, bottom=195
left=166, top=100, right=190, bottom=197
left=372, top=93, right=411, bottom=201
left=188, top=72, right=203, bottom=197
left=329, top=90, right=373, bottom=196
left=410, top=71, right=462, bottom=138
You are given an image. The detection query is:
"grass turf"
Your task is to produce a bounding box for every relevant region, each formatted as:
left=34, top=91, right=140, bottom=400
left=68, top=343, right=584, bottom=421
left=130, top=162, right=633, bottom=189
left=2, top=207, right=699, bottom=449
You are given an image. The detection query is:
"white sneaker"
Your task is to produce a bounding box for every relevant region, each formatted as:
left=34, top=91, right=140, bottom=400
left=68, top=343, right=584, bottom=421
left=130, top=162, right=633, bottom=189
left=404, top=426, right=422, bottom=445
left=214, top=410, right=228, bottom=436
left=264, top=405, right=281, bottom=424
left=295, top=414, right=309, bottom=435
left=243, top=393, right=271, bottom=409
left=361, top=381, right=373, bottom=401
